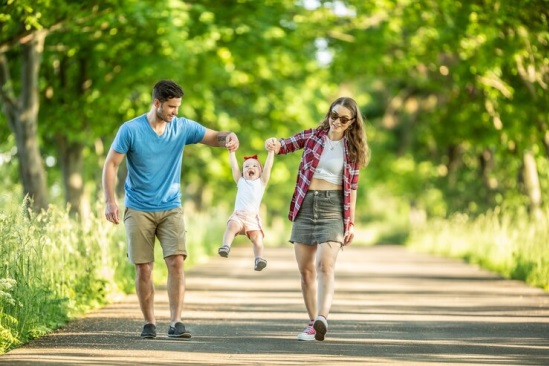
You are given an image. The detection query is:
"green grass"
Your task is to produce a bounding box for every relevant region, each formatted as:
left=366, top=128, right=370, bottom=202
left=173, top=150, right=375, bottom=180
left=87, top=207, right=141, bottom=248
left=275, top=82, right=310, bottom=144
left=406, top=205, right=549, bottom=291
left=0, top=198, right=232, bottom=354
left=0, top=200, right=133, bottom=354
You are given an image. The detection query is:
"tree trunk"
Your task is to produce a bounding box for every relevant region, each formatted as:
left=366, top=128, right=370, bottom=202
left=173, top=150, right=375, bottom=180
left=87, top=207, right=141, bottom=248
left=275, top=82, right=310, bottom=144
left=479, top=148, right=497, bottom=190
left=522, top=151, right=542, bottom=215
left=0, top=31, right=49, bottom=212
left=446, top=144, right=464, bottom=188
left=56, top=135, right=84, bottom=216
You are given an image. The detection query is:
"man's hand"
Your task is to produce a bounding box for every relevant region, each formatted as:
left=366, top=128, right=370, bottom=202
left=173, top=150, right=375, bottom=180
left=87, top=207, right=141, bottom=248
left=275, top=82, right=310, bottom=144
left=222, top=132, right=239, bottom=152
left=105, top=202, right=120, bottom=224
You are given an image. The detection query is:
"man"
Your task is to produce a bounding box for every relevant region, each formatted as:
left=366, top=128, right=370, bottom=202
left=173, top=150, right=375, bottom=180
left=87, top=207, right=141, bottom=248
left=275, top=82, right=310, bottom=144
left=102, top=80, right=239, bottom=339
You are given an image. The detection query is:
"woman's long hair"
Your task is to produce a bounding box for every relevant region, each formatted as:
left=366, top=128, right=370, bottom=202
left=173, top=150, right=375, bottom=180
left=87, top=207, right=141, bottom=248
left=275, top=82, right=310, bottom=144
left=318, top=97, right=371, bottom=167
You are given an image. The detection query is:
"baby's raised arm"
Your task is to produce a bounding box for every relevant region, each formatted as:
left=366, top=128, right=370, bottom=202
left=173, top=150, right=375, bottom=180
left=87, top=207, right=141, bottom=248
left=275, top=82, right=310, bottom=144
left=261, top=139, right=276, bottom=185
left=228, top=150, right=242, bottom=183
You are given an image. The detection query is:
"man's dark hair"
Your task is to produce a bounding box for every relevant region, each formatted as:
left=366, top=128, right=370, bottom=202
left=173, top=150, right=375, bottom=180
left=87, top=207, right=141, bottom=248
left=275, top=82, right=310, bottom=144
left=152, top=80, right=184, bottom=102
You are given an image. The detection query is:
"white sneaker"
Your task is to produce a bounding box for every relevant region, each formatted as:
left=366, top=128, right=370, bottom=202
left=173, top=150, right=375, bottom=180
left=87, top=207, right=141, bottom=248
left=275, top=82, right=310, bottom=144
left=296, top=321, right=315, bottom=341
left=313, top=315, right=328, bottom=341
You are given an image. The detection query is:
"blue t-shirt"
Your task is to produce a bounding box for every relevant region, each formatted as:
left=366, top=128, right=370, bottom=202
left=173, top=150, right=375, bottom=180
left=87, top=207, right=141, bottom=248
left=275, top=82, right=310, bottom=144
left=111, top=114, right=206, bottom=212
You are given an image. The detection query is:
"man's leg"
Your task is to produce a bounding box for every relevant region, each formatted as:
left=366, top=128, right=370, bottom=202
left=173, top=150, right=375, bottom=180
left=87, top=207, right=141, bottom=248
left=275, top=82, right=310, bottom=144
left=165, top=254, right=185, bottom=325
left=135, top=262, right=155, bottom=324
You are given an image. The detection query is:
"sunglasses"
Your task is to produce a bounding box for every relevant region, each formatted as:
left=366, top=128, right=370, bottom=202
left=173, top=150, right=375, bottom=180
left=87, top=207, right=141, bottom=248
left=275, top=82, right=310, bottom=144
left=329, top=111, right=354, bottom=125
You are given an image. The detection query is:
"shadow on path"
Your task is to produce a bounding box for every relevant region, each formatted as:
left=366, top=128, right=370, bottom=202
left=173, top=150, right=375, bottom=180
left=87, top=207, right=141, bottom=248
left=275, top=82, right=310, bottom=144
left=1, top=245, right=549, bottom=365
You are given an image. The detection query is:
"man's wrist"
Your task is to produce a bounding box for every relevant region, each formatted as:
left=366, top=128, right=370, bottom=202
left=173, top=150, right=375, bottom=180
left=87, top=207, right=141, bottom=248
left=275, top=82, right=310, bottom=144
left=217, top=131, right=229, bottom=146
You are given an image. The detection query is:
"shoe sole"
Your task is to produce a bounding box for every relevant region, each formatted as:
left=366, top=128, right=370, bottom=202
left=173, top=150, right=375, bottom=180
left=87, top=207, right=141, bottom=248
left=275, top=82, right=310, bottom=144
left=296, top=335, right=315, bottom=341
left=168, top=333, right=192, bottom=338
left=313, top=319, right=327, bottom=341
left=218, top=247, right=230, bottom=258
left=141, top=334, right=156, bottom=339
left=254, top=261, right=267, bottom=271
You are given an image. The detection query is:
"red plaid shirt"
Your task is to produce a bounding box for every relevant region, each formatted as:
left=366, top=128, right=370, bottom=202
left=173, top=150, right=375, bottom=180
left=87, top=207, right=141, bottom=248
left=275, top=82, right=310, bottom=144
left=278, top=128, right=360, bottom=236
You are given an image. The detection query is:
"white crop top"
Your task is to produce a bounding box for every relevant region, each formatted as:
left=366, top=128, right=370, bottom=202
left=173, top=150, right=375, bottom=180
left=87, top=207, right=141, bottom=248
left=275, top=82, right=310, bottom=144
left=313, top=138, right=344, bottom=185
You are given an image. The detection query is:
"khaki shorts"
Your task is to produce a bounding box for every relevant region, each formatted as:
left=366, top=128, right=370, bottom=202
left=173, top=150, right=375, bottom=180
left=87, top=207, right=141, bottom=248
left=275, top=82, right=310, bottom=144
left=124, top=207, right=187, bottom=264
left=228, top=210, right=264, bottom=238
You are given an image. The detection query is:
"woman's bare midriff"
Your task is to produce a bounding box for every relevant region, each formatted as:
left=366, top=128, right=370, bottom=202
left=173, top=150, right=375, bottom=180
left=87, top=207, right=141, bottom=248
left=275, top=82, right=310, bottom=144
left=308, top=178, right=342, bottom=191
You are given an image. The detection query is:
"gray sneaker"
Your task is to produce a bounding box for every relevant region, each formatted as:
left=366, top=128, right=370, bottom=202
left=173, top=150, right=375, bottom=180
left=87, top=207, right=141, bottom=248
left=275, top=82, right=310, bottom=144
left=140, top=323, right=156, bottom=338
left=254, top=257, right=267, bottom=271
left=218, top=245, right=231, bottom=258
left=168, top=322, right=192, bottom=338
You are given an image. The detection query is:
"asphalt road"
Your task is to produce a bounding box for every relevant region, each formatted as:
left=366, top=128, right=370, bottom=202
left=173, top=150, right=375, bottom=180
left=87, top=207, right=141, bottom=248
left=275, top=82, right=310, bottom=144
left=1, top=245, right=549, bottom=365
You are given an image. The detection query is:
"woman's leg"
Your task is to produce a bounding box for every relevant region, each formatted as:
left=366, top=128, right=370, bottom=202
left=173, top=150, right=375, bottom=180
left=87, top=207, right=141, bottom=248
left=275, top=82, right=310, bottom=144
left=316, top=241, right=341, bottom=317
left=294, top=243, right=317, bottom=320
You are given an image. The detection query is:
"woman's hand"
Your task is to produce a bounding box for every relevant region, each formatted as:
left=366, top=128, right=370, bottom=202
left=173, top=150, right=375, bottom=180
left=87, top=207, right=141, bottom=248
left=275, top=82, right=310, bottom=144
left=265, top=137, right=279, bottom=153
left=344, top=223, right=355, bottom=245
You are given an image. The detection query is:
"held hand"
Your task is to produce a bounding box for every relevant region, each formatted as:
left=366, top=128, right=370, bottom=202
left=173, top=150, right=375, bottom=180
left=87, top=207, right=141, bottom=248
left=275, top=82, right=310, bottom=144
left=105, top=202, right=120, bottom=225
left=264, top=137, right=278, bottom=152
left=226, top=132, right=239, bottom=152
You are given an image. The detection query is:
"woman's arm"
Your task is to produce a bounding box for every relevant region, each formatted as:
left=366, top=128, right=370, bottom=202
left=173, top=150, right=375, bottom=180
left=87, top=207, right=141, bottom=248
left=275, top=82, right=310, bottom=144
left=344, top=189, right=357, bottom=245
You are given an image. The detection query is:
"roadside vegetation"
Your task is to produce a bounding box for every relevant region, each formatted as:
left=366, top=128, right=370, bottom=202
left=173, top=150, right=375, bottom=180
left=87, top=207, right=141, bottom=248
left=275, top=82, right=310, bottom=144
left=0, top=196, right=228, bottom=354
left=2, top=188, right=548, bottom=354
left=407, top=206, right=549, bottom=291
left=1, top=0, right=547, bottom=356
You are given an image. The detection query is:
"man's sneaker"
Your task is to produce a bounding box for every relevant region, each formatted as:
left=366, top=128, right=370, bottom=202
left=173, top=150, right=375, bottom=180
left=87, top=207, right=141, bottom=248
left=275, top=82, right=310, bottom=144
left=313, top=315, right=328, bottom=341
left=140, top=323, right=156, bottom=339
left=296, top=321, right=315, bottom=341
left=168, top=322, right=192, bottom=338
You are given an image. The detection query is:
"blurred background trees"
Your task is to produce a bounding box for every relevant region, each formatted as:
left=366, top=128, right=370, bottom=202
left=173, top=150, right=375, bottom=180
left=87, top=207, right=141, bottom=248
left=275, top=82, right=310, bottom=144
left=1, top=0, right=548, bottom=234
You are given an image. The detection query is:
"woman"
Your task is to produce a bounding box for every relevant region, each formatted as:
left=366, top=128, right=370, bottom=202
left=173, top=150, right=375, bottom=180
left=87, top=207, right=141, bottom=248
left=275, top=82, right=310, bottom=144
left=265, top=97, right=370, bottom=341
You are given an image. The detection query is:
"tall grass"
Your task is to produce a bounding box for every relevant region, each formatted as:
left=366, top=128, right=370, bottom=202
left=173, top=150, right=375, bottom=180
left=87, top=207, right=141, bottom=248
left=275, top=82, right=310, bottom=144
left=0, top=200, right=132, bottom=353
left=407, top=205, right=549, bottom=291
left=0, top=198, right=231, bottom=354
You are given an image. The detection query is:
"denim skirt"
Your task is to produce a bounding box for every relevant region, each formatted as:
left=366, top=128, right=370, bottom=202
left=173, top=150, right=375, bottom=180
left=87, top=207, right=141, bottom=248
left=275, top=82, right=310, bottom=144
left=290, top=190, right=344, bottom=246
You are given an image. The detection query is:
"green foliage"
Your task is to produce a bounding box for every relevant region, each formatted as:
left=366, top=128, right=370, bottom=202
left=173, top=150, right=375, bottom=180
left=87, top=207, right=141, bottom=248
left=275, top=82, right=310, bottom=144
left=321, top=0, right=549, bottom=215
left=1, top=0, right=548, bottom=356
left=0, top=198, right=132, bottom=354
left=1, top=0, right=547, bottom=221
left=407, top=205, right=549, bottom=291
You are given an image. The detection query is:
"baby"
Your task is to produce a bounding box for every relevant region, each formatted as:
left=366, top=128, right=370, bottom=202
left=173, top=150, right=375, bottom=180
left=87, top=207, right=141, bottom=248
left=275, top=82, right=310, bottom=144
left=218, top=143, right=275, bottom=271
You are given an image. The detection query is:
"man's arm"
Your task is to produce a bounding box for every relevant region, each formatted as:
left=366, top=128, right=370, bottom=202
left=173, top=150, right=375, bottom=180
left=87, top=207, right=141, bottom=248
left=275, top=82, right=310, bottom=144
left=102, top=148, right=125, bottom=224
left=201, top=129, right=239, bottom=151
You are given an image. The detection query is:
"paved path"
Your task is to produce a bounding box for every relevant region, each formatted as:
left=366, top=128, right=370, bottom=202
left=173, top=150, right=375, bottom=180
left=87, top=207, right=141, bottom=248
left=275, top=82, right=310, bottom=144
left=1, top=245, right=549, bottom=365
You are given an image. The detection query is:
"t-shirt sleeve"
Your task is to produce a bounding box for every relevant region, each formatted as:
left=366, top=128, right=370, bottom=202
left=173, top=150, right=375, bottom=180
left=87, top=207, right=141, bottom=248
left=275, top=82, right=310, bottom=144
left=111, top=123, right=131, bottom=154
left=185, top=120, right=207, bottom=144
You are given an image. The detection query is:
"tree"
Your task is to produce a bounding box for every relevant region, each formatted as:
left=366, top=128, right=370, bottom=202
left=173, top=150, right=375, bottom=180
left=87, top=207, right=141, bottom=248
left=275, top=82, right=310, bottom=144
left=0, top=1, right=104, bottom=212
